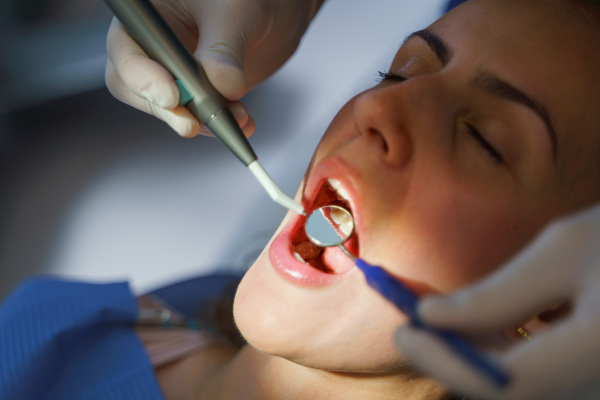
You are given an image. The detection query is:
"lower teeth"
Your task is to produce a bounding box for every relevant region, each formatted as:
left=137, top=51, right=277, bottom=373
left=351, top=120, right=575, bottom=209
left=294, top=249, right=332, bottom=273
left=293, top=251, right=306, bottom=263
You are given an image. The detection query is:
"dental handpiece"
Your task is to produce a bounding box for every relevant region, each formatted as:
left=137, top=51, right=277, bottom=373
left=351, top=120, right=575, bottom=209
left=103, top=0, right=304, bottom=215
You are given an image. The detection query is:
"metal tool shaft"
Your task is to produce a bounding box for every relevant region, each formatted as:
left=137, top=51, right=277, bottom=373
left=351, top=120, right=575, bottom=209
left=104, top=0, right=257, bottom=166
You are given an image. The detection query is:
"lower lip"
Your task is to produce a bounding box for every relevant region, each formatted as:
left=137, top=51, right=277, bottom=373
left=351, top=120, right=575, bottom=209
left=269, top=214, right=354, bottom=287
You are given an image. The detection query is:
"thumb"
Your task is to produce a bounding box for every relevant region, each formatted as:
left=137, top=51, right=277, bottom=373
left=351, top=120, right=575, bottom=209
left=196, top=48, right=248, bottom=101
left=193, top=8, right=264, bottom=101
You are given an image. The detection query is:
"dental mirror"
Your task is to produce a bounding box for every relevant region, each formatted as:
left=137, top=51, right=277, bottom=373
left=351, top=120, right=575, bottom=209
left=305, top=205, right=356, bottom=259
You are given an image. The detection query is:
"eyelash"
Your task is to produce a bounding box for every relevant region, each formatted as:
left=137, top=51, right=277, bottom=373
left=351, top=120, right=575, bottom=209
left=377, top=70, right=504, bottom=164
left=377, top=71, right=406, bottom=82
left=465, top=124, right=504, bottom=164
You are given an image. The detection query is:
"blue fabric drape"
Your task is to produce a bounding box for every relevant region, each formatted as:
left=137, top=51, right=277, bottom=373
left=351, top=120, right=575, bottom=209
left=446, top=0, right=468, bottom=12
left=0, top=273, right=243, bottom=399
left=0, top=277, right=164, bottom=400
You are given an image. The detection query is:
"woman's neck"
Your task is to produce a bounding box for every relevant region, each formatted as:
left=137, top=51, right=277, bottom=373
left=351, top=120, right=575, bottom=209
left=197, top=345, right=447, bottom=400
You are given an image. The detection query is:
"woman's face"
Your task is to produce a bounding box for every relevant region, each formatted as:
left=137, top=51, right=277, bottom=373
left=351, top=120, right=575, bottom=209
left=234, top=0, right=600, bottom=374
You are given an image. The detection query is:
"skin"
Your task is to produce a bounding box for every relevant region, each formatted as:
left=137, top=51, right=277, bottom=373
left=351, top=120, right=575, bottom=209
left=156, top=1, right=600, bottom=399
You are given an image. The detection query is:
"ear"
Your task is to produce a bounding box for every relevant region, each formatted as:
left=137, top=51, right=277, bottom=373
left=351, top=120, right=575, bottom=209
left=502, top=302, right=571, bottom=342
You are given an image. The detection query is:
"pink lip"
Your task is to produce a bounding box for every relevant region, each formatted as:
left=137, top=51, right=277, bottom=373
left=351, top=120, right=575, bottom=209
left=268, top=158, right=363, bottom=287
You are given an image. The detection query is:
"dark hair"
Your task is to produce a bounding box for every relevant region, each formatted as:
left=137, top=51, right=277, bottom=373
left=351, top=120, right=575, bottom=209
left=577, top=0, right=600, bottom=10
left=563, top=0, right=600, bottom=28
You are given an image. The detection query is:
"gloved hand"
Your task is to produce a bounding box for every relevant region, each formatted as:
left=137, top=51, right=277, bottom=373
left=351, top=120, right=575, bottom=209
left=394, top=202, right=600, bottom=400
left=105, top=0, right=324, bottom=137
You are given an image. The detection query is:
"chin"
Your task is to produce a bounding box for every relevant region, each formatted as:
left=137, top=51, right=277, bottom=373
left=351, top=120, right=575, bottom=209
left=233, top=242, right=410, bottom=373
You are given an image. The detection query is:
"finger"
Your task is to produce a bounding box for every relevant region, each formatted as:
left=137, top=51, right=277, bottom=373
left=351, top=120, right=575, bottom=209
left=394, top=326, right=503, bottom=400
left=141, top=100, right=254, bottom=139
left=419, top=224, right=579, bottom=333
left=197, top=101, right=255, bottom=138
left=499, top=306, right=600, bottom=400
left=192, top=4, right=267, bottom=100
left=106, top=58, right=201, bottom=137
left=106, top=17, right=180, bottom=109
left=107, top=57, right=254, bottom=139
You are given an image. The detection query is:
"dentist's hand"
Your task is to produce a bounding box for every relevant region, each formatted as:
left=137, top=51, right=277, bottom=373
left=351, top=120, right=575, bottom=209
left=105, top=0, right=323, bottom=137
left=394, top=202, right=600, bottom=400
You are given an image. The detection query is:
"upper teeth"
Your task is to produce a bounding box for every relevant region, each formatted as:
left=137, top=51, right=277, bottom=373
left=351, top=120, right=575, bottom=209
left=328, top=179, right=351, bottom=204
left=329, top=207, right=354, bottom=236
left=327, top=179, right=354, bottom=237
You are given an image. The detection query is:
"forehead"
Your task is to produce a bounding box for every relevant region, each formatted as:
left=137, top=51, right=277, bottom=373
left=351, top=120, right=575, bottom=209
left=428, top=0, right=600, bottom=98
left=420, top=0, right=600, bottom=199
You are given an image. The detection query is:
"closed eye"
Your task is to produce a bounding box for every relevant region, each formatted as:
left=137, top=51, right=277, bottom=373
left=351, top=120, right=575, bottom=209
left=377, top=71, right=504, bottom=164
left=377, top=71, right=406, bottom=83
left=466, top=124, right=504, bottom=164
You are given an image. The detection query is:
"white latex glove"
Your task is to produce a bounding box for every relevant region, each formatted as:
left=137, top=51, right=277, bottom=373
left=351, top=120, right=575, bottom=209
left=105, top=0, right=324, bottom=137
left=394, top=202, right=600, bottom=400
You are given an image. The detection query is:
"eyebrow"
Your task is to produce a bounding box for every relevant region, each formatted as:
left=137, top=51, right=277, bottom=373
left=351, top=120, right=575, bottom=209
left=405, top=29, right=558, bottom=161
left=405, top=30, right=450, bottom=65
left=472, top=72, right=558, bottom=161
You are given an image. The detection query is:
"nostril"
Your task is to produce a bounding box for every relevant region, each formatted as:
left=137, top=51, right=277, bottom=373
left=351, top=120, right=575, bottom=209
left=353, top=90, right=412, bottom=167
left=367, top=127, right=389, bottom=155
left=368, top=125, right=412, bottom=168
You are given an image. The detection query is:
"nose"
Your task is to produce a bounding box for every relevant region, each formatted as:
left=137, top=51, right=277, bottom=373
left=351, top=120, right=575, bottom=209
left=355, top=72, right=459, bottom=170
left=353, top=84, right=415, bottom=168
left=354, top=86, right=414, bottom=167
left=353, top=82, right=440, bottom=167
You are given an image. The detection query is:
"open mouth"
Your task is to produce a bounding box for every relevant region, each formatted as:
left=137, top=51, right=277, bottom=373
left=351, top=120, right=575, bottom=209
left=291, top=179, right=360, bottom=274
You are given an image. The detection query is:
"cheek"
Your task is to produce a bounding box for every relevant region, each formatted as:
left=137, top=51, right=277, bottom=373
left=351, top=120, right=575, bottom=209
left=423, top=204, right=513, bottom=288
left=370, top=173, right=530, bottom=293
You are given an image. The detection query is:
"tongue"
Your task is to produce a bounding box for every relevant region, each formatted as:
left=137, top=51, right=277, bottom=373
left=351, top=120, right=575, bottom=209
left=293, top=240, right=323, bottom=261
left=321, top=246, right=355, bottom=274
left=292, top=240, right=352, bottom=274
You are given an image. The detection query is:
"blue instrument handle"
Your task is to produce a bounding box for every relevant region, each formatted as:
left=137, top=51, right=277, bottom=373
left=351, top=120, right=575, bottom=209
left=355, top=258, right=509, bottom=388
